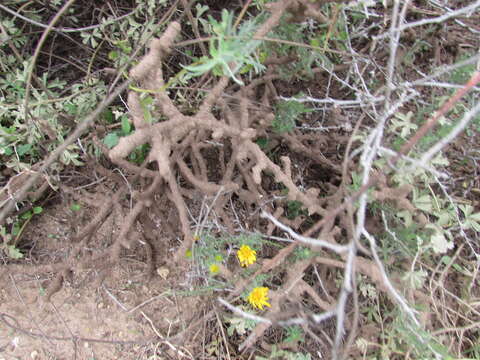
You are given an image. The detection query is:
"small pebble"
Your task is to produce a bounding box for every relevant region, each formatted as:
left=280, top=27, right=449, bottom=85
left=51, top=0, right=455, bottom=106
left=156, top=267, right=169, bottom=280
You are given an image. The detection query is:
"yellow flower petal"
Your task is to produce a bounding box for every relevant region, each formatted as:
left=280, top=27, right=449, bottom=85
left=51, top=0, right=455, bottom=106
left=237, top=245, right=257, bottom=267
left=209, top=264, right=219, bottom=274
left=247, top=287, right=271, bottom=310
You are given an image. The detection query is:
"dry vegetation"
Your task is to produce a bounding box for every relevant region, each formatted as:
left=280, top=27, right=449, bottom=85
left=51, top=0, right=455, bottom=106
left=1, top=0, right=480, bottom=359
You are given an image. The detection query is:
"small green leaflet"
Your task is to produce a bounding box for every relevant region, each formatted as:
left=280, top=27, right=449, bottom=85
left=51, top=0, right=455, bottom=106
left=7, top=245, right=23, bottom=259
left=70, top=203, right=81, bottom=212
left=121, top=116, right=132, bottom=135
left=103, top=133, right=119, bottom=149
left=17, top=144, right=32, bottom=156
left=33, top=206, right=43, bottom=214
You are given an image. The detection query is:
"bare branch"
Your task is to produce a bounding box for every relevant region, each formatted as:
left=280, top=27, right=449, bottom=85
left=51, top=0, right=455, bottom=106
left=374, top=0, right=480, bottom=40
left=261, top=211, right=349, bottom=254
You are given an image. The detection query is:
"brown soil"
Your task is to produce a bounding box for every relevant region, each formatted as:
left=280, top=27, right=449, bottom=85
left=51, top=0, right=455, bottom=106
left=0, top=197, right=202, bottom=360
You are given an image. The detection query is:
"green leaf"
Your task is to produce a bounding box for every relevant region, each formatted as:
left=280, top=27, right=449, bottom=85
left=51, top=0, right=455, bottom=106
left=17, top=143, right=32, bottom=156
left=272, top=100, right=312, bottom=133
left=426, top=224, right=453, bottom=254
left=33, top=206, right=43, bottom=214
left=121, top=116, right=131, bottom=135
left=195, top=3, right=209, bottom=18
left=3, top=147, right=13, bottom=156
left=441, top=255, right=452, bottom=265
left=64, top=103, right=78, bottom=115
left=108, top=50, right=119, bottom=60
left=310, top=38, right=320, bottom=47
left=286, top=200, right=306, bottom=219
left=284, top=325, right=304, bottom=343
left=117, top=40, right=132, bottom=54
left=396, top=210, right=413, bottom=227
left=256, top=137, right=269, bottom=149
left=7, top=245, right=24, bottom=259
left=430, top=153, right=449, bottom=167
left=391, top=111, right=417, bottom=138
left=103, top=133, right=119, bottom=149
left=414, top=194, right=433, bottom=213
left=460, top=204, right=473, bottom=216
left=468, top=212, right=480, bottom=222
left=183, top=9, right=263, bottom=84
left=70, top=203, right=81, bottom=212
left=226, top=316, right=256, bottom=336
left=468, top=220, right=480, bottom=232
left=11, top=223, right=20, bottom=236
left=103, top=109, right=115, bottom=124
left=21, top=211, right=32, bottom=220
left=140, top=95, right=154, bottom=123
left=402, top=269, right=427, bottom=290
left=435, top=211, right=452, bottom=227
left=450, top=53, right=475, bottom=84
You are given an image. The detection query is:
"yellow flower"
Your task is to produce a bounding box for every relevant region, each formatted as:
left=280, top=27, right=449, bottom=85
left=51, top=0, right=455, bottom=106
left=237, top=245, right=256, bottom=267
left=247, top=287, right=271, bottom=310
left=209, top=264, right=219, bottom=274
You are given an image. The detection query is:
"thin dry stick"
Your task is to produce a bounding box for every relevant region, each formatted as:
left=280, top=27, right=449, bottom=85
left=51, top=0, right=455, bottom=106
left=233, top=0, right=253, bottom=29
left=215, top=310, right=232, bottom=360
left=180, top=0, right=207, bottom=56
left=261, top=211, right=348, bottom=253
left=400, top=71, right=480, bottom=155
left=0, top=4, right=136, bottom=33
left=384, top=0, right=400, bottom=108
left=418, top=80, right=480, bottom=164
left=218, top=298, right=336, bottom=327
left=49, top=302, right=78, bottom=359
left=22, top=0, right=76, bottom=125
left=304, top=70, right=479, bottom=240
left=332, top=241, right=356, bottom=360
left=384, top=0, right=409, bottom=109
left=8, top=274, right=54, bottom=347
left=408, top=54, right=480, bottom=87
left=375, top=0, right=480, bottom=39
left=362, top=230, right=419, bottom=323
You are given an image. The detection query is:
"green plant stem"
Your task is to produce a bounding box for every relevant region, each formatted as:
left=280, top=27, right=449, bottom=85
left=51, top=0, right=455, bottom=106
left=86, top=39, right=106, bottom=80
left=13, top=216, right=32, bottom=247
left=175, top=35, right=353, bottom=57
left=132, top=33, right=354, bottom=94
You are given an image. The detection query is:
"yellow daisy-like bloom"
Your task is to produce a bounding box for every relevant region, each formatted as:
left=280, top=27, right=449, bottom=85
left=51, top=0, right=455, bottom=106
left=247, top=287, right=271, bottom=310
left=237, top=245, right=256, bottom=267
left=209, top=264, right=219, bottom=274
